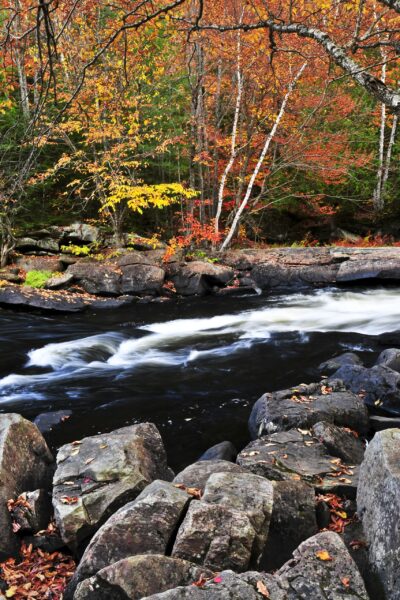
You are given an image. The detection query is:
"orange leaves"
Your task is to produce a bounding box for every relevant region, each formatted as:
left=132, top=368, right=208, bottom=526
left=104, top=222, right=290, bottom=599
left=316, top=493, right=354, bottom=534
left=315, top=549, right=332, bottom=561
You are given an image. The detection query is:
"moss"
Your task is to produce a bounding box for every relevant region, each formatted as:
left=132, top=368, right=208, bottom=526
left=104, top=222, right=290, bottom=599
left=24, top=270, right=53, bottom=289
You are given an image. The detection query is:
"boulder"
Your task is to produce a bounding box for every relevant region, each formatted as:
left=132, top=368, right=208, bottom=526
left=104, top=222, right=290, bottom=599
left=120, top=264, right=165, bottom=294
left=0, top=284, right=88, bottom=312
left=318, top=352, right=363, bottom=375
left=171, top=501, right=255, bottom=572
left=53, top=423, right=174, bottom=552
left=261, top=480, right=318, bottom=571
left=171, top=261, right=234, bottom=296
left=311, top=421, right=365, bottom=464
left=173, top=460, right=244, bottom=491
left=61, top=223, right=100, bottom=244
left=202, top=472, right=273, bottom=565
left=0, top=270, right=23, bottom=284
left=336, top=255, right=400, bottom=281
left=74, top=555, right=212, bottom=600
left=375, top=348, right=400, bottom=373
left=33, top=410, right=72, bottom=433
left=15, top=237, right=60, bottom=254
left=331, top=363, right=400, bottom=413
left=16, top=256, right=64, bottom=272
left=8, top=489, right=52, bottom=534
left=0, top=414, right=53, bottom=559
left=197, top=441, right=237, bottom=462
left=66, top=481, right=191, bottom=599
left=66, top=262, right=121, bottom=295
left=370, top=415, right=400, bottom=431
left=249, top=380, right=369, bottom=439
left=357, top=428, right=400, bottom=599
left=237, top=429, right=359, bottom=497
left=45, top=273, right=75, bottom=290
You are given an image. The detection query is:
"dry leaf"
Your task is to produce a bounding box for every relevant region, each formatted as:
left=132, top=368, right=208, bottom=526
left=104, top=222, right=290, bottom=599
left=70, top=448, right=80, bottom=456
left=85, top=457, right=95, bottom=465
left=341, top=577, right=350, bottom=587
left=99, top=444, right=108, bottom=449
left=256, top=580, right=270, bottom=597
left=315, top=549, right=332, bottom=561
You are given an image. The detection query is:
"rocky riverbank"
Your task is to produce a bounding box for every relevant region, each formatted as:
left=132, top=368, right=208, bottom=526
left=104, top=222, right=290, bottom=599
left=2, top=242, right=400, bottom=312
left=2, top=347, right=400, bottom=598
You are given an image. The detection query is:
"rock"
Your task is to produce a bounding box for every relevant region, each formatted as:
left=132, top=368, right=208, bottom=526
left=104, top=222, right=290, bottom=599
left=202, top=472, right=274, bottom=565
left=120, top=264, right=165, bottom=294
left=0, top=285, right=88, bottom=312
left=9, top=489, right=52, bottom=534
left=45, top=273, right=75, bottom=289
left=311, top=421, right=365, bottom=464
left=261, top=480, right=318, bottom=571
left=33, top=410, right=72, bottom=433
left=23, top=531, right=66, bottom=553
left=237, top=429, right=359, bottom=497
left=66, top=262, right=121, bottom=295
left=171, top=261, right=234, bottom=296
left=173, top=460, right=244, bottom=491
left=61, top=223, right=100, bottom=244
left=66, top=481, right=191, bottom=599
left=357, top=428, right=400, bottom=599
left=249, top=380, right=369, bottom=439
left=53, top=422, right=174, bottom=552
left=0, top=271, right=23, bottom=284
left=116, top=250, right=163, bottom=267
left=73, top=555, right=212, bottom=600
left=172, top=501, right=256, bottom=572
left=318, top=352, right=363, bottom=375
left=276, top=531, right=369, bottom=599
left=336, top=254, right=400, bottom=281
left=375, top=348, right=400, bottom=373
left=15, top=237, right=60, bottom=254
left=15, top=256, right=64, bottom=272
left=369, top=415, right=400, bottom=431
left=0, top=414, right=53, bottom=559
left=331, top=363, right=400, bottom=413
left=198, top=441, right=237, bottom=462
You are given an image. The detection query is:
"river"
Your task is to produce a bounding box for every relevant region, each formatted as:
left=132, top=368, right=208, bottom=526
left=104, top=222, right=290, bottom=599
left=1, top=286, right=399, bottom=470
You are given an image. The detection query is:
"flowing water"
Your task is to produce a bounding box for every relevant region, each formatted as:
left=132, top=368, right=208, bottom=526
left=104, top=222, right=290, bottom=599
left=1, top=287, right=400, bottom=470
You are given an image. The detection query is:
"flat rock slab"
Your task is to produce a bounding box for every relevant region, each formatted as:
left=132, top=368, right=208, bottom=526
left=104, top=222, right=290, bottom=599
left=66, top=481, right=190, bottom=599
left=237, top=429, right=359, bottom=496
left=173, top=460, right=244, bottom=491
left=357, top=428, right=400, bottom=600
left=53, top=422, right=174, bottom=552
left=311, top=421, right=365, bottom=464
left=74, top=555, right=212, bottom=600
left=249, top=381, right=369, bottom=439
left=0, top=414, right=53, bottom=558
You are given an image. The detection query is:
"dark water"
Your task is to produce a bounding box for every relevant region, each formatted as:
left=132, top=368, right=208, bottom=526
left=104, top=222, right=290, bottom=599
left=1, top=287, right=399, bottom=471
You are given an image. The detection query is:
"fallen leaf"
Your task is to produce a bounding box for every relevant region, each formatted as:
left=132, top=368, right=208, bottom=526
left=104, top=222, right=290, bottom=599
left=99, top=444, right=108, bottom=449
left=213, top=576, right=222, bottom=583
left=70, top=448, right=80, bottom=456
left=85, top=457, right=95, bottom=465
left=315, top=549, right=332, bottom=561
left=5, top=587, right=17, bottom=598
left=72, top=440, right=82, bottom=446
left=60, top=496, right=79, bottom=505
left=256, top=580, right=270, bottom=597
left=339, top=477, right=352, bottom=484
left=341, top=577, right=350, bottom=587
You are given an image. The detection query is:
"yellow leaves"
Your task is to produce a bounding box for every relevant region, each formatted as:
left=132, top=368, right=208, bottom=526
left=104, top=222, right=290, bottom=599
left=315, top=549, right=332, bottom=561
left=102, top=182, right=198, bottom=214
left=6, top=586, right=17, bottom=597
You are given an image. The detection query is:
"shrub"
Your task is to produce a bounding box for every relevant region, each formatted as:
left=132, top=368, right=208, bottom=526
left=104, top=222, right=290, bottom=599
left=24, top=270, right=53, bottom=288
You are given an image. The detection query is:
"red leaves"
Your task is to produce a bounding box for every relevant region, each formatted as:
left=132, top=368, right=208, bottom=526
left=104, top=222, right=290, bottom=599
left=316, top=493, right=354, bottom=534
left=173, top=483, right=202, bottom=499
left=0, top=543, right=75, bottom=599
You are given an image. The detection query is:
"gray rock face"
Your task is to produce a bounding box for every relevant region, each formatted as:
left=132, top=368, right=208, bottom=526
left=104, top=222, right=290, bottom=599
left=202, top=472, right=273, bottom=565
left=357, top=428, right=400, bottom=600
left=276, top=531, right=369, bottom=599
left=197, top=441, right=237, bottom=462
left=66, top=481, right=190, bottom=599
left=172, top=501, right=255, bottom=572
left=53, top=422, right=174, bottom=552
left=9, top=489, right=52, bottom=534
left=173, top=460, right=244, bottom=491
left=74, top=555, right=212, bottom=600
left=0, top=414, right=53, bottom=559
left=171, top=261, right=234, bottom=296
left=16, top=256, right=64, bottom=272
left=261, top=480, right=318, bottom=571
left=311, top=421, right=365, bottom=464
left=66, top=262, right=121, bottom=295
left=15, top=237, right=60, bottom=254
left=45, top=273, right=75, bottom=289
left=237, top=429, right=359, bottom=497
left=249, top=381, right=369, bottom=439
left=332, top=363, right=400, bottom=413
left=318, top=352, right=363, bottom=375
left=375, top=348, right=400, bottom=373
left=120, top=264, right=165, bottom=294
left=62, top=223, right=100, bottom=244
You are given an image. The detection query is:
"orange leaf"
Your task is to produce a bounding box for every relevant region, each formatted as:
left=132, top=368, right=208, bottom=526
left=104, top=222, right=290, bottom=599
left=256, top=580, right=270, bottom=597
left=316, top=549, right=332, bottom=561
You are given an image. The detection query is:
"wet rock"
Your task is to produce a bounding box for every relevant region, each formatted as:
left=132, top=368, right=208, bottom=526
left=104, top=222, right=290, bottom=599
left=45, top=273, right=75, bottom=290
left=0, top=414, right=53, bottom=559
left=357, top=428, right=400, bottom=600
left=33, top=410, right=72, bottom=433
left=0, top=284, right=89, bottom=312
left=66, top=481, right=190, bottom=599
left=197, top=441, right=237, bottom=462
left=331, top=363, right=400, bottom=413
left=171, top=261, right=234, bottom=296
left=336, top=254, right=400, bottom=281
left=249, top=380, right=369, bottom=439
left=318, top=352, right=363, bottom=375
left=311, top=421, right=365, bottom=464
left=276, top=531, right=369, bottom=599
left=9, top=489, right=52, bottom=534
left=202, top=472, right=274, bottom=565
left=120, top=264, right=165, bottom=294
left=66, top=262, right=121, bottom=295
left=261, top=480, right=318, bottom=571
left=375, top=347, right=400, bottom=373
left=171, top=501, right=255, bottom=572
left=74, top=555, right=212, bottom=600
left=53, top=422, right=174, bottom=552
left=237, top=429, right=359, bottom=497
left=173, top=460, right=244, bottom=491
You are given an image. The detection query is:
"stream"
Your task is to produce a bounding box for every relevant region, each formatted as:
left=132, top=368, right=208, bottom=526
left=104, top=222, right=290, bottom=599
left=1, top=286, right=399, bottom=470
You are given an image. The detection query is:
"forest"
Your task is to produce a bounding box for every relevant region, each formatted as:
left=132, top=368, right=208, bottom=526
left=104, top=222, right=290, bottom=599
left=1, top=0, right=400, bottom=262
